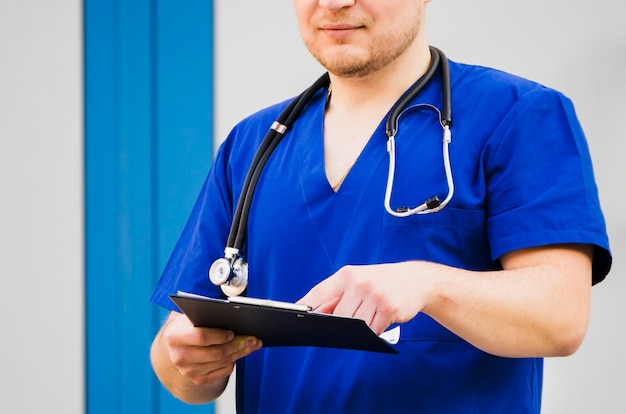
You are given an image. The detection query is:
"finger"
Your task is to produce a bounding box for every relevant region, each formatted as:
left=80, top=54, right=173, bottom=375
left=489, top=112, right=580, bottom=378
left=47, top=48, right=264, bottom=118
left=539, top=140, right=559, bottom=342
left=168, top=324, right=235, bottom=349
left=176, top=336, right=262, bottom=382
left=312, top=297, right=341, bottom=314
left=350, top=299, right=377, bottom=328
left=333, top=288, right=365, bottom=319
left=369, top=311, right=392, bottom=336
left=167, top=312, right=235, bottom=347
left=189, top=362, right=236, bottom=386
left=226, top=336, right=263, bottom=361
left=194, top=335, right=262, bottom=364
left=297, top=274, right=344, bottom=309
left=194, top=327, right=236, bottom=347
left=199, top=336, right=263, bottom=375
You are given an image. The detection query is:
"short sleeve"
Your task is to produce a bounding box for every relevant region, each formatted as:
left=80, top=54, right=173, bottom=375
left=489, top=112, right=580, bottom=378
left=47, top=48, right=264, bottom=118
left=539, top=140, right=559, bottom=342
left=150, top=144, right=235, bottom=311
left=485, top=88, right=611, bottom=284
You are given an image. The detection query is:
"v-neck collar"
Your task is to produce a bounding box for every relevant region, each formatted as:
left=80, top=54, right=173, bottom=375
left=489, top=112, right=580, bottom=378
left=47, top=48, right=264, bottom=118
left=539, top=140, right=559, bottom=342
left=289, top=92, right=387, bottom=266
left=288, top=77, right=441, bottom=265
left=297, top=92, right=388, bottom=197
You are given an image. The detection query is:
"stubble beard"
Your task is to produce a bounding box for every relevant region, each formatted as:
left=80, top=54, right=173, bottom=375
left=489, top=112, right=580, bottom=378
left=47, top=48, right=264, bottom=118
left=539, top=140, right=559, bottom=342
left=305, top=20, right=421, bottom=78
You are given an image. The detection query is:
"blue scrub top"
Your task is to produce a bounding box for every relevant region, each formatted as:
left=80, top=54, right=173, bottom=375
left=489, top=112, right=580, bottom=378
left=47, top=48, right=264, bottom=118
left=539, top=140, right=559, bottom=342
left=151, top=60, right=611, bottom=413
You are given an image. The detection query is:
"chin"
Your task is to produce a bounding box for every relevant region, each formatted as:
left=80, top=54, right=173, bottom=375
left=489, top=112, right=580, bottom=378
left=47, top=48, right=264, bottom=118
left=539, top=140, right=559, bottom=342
left=315, top=49, right=376, bottom=77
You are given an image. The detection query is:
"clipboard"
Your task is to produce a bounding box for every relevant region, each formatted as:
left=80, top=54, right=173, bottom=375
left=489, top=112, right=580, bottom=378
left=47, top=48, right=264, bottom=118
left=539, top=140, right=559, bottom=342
left=170, top=293, right=398, bottom=354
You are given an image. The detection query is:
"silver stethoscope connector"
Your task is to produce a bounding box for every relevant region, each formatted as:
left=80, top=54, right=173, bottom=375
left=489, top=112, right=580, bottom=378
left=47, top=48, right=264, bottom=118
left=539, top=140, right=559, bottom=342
left=209, top=247, right=248, bottom=296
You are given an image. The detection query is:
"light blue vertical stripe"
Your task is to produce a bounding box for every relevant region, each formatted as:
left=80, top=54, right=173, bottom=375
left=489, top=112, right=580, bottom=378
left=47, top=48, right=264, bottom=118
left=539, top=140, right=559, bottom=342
left=117, top=0, right=157, bottom=412
left=154, top=0, right=215, bottom=411
left=155, top=0, right=214, bottom=272
left=84, top=0, right=120, bottom=411
left=85, top=0, right=215, bottom=412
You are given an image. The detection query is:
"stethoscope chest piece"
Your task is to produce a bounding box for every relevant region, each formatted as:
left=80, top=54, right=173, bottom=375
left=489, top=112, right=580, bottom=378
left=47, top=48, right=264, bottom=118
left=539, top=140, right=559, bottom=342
left=209, top=255, right=248, bottom=296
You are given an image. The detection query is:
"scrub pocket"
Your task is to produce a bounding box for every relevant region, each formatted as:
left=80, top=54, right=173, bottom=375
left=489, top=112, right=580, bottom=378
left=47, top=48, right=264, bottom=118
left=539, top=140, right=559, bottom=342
left=378, top=206, right=492, bottom=271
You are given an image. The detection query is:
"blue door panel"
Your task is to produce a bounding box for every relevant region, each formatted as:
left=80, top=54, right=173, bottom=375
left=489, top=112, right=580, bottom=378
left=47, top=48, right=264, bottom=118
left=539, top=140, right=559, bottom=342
left=85, top=1, right=214, bottom=412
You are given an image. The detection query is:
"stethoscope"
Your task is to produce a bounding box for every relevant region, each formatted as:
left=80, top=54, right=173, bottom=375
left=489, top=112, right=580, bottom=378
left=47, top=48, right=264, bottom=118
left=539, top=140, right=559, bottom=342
left=209, top=46, right=453, bottom=296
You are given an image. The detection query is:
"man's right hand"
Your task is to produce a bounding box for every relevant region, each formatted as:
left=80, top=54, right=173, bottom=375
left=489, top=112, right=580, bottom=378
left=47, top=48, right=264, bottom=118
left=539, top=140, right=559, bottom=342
left=150, top=311, right=262, bottom=404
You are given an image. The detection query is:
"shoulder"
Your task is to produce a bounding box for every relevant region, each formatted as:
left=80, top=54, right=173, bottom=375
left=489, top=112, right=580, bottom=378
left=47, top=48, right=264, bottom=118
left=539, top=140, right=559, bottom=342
left=448, top=60, right=571, bottom=109
left=214, top=98, right=295, bottom=171
left=224, top=99, right=293, bottom=146
left=445, top=59, right=580, bottom=141
left=449, top=60, right=544, bottom=93
left=218, top=85, right=327, bottom=159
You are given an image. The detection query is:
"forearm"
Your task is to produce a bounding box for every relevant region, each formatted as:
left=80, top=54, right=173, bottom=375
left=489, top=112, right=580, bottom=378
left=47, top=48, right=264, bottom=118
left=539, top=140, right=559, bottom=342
left=421, top=245, right=593, bottom=358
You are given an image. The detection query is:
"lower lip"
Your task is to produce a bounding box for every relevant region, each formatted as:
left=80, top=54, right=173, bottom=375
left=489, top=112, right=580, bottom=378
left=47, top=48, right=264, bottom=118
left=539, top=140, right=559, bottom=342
left=322, top=28, right=359, bottom=40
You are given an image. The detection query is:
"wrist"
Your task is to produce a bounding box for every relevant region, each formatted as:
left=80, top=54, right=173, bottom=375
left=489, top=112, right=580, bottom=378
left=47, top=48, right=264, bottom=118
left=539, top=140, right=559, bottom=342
left=409, top=260, right=452, bottom=317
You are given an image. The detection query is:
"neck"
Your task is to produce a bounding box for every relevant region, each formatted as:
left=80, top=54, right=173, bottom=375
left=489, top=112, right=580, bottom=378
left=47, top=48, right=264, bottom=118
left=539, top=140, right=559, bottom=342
left=326, top=41, right=432, bottom=113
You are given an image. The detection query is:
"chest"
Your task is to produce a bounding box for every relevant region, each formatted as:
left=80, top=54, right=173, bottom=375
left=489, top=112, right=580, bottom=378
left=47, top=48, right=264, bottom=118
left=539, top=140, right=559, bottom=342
left=241, top=108, right=494, bottom=301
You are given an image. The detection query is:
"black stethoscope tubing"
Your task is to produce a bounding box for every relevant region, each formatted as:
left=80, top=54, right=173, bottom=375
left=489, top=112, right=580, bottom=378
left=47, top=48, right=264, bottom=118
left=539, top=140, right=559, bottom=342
left=211, top=46, right=452, bottom=296
left=228, top=72, right=331, bottom=252
left=386, top=46, right=452, bottom=136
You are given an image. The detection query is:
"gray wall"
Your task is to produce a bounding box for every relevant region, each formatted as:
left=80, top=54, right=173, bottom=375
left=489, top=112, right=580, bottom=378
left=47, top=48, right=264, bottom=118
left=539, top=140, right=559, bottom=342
left=0, top=0, right=84, bottom=413
left=215, top=1, right=626, bottom=413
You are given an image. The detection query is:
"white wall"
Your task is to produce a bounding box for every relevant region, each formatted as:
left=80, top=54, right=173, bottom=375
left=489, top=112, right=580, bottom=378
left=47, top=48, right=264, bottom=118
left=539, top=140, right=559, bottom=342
left=0, top=1, right=84, bottom=413
left=215, top=1, right=626, bottom=413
